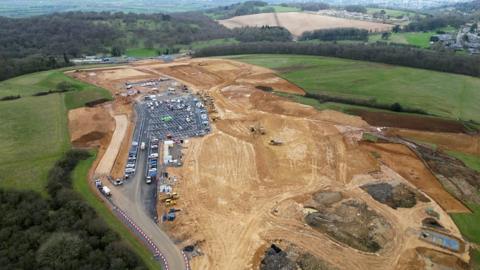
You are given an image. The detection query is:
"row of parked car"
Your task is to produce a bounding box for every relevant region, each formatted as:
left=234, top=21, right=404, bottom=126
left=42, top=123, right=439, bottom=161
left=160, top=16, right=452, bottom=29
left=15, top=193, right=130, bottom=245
left=125, top=141, right=140, bottom=177
left=146, top=138, right=159, bottom=184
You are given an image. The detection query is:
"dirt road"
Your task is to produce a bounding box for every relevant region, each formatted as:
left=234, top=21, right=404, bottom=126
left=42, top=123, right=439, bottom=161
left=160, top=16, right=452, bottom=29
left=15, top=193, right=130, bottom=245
left=95, top=114, right=128, bottom=176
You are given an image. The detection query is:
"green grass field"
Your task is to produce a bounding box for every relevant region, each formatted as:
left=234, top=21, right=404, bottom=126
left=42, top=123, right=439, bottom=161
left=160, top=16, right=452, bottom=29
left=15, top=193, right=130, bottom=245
left=265, top=5, right=301, bottom=12
left=0, top=69, right=111, bottom=194
left=72, top=152, right=160, bottom=270
left=366, top=7, right=421, bottom=18
left=0, top=95, right=69, bottom=195
left=448, top=151, right=480, bottom=267
left=126, top=48, right=159, bottom=58
left=369, top=31, right=435, bottom=48
left=226, top=54, right=480, bottom=122
left=448, top=151, right=480, bottom=172
left=0, top=67, right=156, bottom=268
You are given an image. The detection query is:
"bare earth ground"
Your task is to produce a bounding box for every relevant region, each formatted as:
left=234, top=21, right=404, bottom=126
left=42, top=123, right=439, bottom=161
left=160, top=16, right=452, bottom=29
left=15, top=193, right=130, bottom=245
left=94, top=114, right=128, bottom=176
left=385, top=128, right=480, bottom=156
left=68, top=58, right=470, bottom=270
left=218, top=12, right=393, bottom=36
left=68, top=106, right=114, bottom=148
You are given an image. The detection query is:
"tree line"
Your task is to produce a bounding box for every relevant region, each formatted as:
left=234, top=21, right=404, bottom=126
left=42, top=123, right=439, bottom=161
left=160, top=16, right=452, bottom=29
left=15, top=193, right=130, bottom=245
left=403, top=13, right=471, bottom=32
left=194, top=42, right=480, bottom=77
left=0, top=11, right=232, bottom=81
left=205, top=1, right=270, bottom=19
left=299, top=28, right=369, bottom=41
left=233, top=26, right=292, bottom=42
left=0, top=150, right=146, bottom=269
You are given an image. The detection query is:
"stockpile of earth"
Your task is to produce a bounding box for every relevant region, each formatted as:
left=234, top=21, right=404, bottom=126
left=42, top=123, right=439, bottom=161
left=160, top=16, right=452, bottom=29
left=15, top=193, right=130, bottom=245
left=361, top=183, right=426, bottom=209
left=260, top=244, right=338, bottom=270
left=305, top=191, right=393, bottom=253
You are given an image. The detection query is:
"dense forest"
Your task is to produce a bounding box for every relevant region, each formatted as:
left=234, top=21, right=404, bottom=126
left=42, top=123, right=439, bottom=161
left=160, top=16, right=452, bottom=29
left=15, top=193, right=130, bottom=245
left=404, top=13, right=472, bottom=32
left=0, top=150, right=146, bottom=269
left=205, top=1, right=271, bottom=19
left=194, top=42, right=480, bottom=77
left=300, top=28, right=369, bottom=42
left=0, top=11, right=231, bottom=81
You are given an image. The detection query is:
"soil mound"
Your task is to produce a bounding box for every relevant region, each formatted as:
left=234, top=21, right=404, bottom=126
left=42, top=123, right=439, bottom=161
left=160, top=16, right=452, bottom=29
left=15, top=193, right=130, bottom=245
left=422, top=217, right=445, bottom=230
left=305, top=198, right=393, bottom=253
left=68, top=107, right=114, bottom=147
left=260, top=244, right=338, bottom=270
left=361, top=183, right=417, bottom=209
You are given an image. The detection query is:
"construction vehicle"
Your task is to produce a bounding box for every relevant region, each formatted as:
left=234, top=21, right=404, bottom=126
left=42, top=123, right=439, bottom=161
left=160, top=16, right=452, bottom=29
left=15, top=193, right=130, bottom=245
left=165, top=199, right=177, bottom=207
left=269, top=139, right=283, bottom=146
left=159, top=192, right=179, bottom=202
left=250, top=123, right=266, bottom=135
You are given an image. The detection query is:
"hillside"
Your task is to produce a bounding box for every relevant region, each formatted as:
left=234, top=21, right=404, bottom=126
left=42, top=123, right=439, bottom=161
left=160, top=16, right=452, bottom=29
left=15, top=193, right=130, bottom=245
left=219, top=12, right=392, bottom=36
left=226, top=54, right=480, bottom=123
left=0, top=11, right=231, bottom=80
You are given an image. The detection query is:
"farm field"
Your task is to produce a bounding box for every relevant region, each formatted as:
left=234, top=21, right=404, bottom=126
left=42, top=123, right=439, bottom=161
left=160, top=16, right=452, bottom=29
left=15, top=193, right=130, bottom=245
left=218, top=12, right=393, bottom=36
left=226, top=54, right=480, bottom=122
left=126, top=48, right=158, bottom=58
left=369, top=31, right=436, bottom=48
left=0, top=69, right=111, bottom=194
left=366, top=7, right=422, bottom=18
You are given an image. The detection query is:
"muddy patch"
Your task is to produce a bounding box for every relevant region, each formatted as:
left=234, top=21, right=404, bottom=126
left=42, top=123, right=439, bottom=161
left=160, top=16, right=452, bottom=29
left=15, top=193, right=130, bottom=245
left=260, top=244, right=338, bottom=270
left=413, top=143, right=480, bottom=205
left=352, top=109, right=467, bottom=133
left=361, top=183, right=427, bottom=209
left=305, top=193, right=393, bottom=253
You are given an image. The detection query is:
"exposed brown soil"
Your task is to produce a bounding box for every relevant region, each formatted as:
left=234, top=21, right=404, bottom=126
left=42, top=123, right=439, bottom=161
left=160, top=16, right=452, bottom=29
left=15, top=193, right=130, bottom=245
left=386, top=128, right=480, bottom=156
left=396, top=247, right=469, bottom=270
left=69, top=58, right=471, bottom=270
left=352, top=110, right=467, bottom=133
left=361, top=183, right=420, bottom=209
left=68, top=106, right=114, bottom=148
left=360, top=142, right=469, bottom=213
left=412, top=144, right=480, bottom=205
left=305, top=196, right=393, bottom=253
left=260, top=243, right=339, bottom=270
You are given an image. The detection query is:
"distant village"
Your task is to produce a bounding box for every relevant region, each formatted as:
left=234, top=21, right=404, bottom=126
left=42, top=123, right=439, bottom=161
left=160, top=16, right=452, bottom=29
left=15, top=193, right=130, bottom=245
left=430, top=22, right=480, bottom=54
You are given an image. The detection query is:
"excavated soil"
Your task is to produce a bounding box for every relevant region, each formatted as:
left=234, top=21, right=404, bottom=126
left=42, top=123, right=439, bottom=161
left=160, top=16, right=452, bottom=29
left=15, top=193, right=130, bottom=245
left=69, top=58, right=471, bottom=270
left=396, top=247, right=469, bottom=270
left=412, top=144, right=480, bottom=205
left=361, top=183, right=417, bottom=209
left=352, top=110, right=467, bottom=133
left=305, top=196, right=393, bottom=253
left=360, top=142, right=469, bottom=213
left=68, top=106, right=114, bottom=147
left=260, top=243, right=338, bottom=270
left=385, top=128, right=480, bottom=156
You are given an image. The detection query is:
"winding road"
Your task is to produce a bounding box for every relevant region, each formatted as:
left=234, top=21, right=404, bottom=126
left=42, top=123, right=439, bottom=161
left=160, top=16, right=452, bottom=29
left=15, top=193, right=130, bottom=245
left=94, top=105, right=188, bottom=270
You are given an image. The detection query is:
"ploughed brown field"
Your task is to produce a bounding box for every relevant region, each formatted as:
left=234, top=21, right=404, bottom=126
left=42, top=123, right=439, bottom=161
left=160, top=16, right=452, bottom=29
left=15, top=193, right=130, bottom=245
left=218, top=12, right=393, bottom=36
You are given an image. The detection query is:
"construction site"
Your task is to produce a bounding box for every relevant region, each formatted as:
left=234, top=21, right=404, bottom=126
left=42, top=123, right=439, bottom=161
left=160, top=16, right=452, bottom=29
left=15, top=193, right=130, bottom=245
left=66, top=58, right=479, bottom=270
